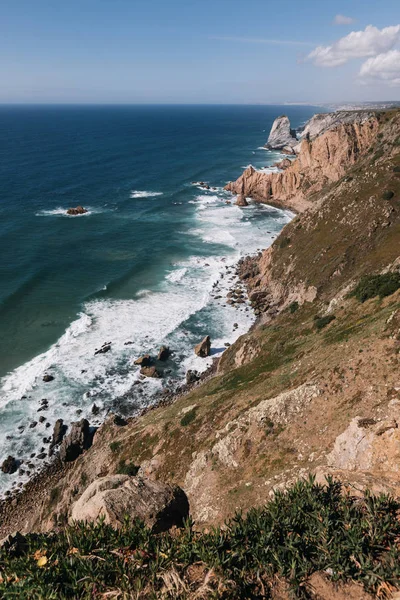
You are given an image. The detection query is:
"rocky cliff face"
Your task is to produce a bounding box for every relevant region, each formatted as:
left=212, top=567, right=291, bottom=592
left=1, top=109, right=399, bottom=553
left=265, top=114, right=297, bottom=152
left=225, top=112, right=380, bottom=212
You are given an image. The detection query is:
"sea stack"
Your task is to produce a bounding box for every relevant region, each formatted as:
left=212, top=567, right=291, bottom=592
left=67, top=206, right=88, bottom=216
left=265, top=115, right=297, bottom=153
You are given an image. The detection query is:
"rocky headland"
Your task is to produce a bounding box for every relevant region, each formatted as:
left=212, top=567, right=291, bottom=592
left=1, top=108, right=400, bottom=599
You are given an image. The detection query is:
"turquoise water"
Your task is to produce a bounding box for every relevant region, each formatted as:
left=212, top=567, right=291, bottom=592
left=0, top=104, right=321, bottom=493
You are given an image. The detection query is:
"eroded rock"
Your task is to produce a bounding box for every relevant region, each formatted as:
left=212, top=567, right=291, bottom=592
left=194, top=335, right=211, bottom=358
left=69, top=475, right=189, bottom=532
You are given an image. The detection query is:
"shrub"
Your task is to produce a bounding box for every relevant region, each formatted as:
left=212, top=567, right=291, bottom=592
left=279, top=236, right=291, bottom=249
left=1, top=478, right=400, bottom=599
left=109, top=441, right=121, bottom=453
left=180, top=408, right=196, bottom=426
left=392, top=166, right=400, bottom=173
left=289, top=301, right=299, bottom=313
left=116, top=460, right=139, bottom=476
left=315, top=315, right=336, bottom=331
left=382, top=190, right=395, bottom=200
left=350, top=272, right=400, bottom=303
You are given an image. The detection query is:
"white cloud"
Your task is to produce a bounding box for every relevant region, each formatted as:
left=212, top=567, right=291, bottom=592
left=307, top=24, right=400, bottom=67
left=359, top=50, right=400, bottom=86
left=333, top=14, right=355, bottom=26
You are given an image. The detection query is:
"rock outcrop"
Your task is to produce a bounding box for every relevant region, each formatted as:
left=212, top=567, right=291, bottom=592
left=140, top=366, right=160, bottom=378
left=235, top=194, right=249, bottom=207
left=59, top=419, right=93, bottom=462
left=157, top=346, right=170, bottom=361
left=1, top=456, right=18, bottom=475
left=66, top=206, right=88, bottom=216
left=69, top=475, right=189, bottom=532
left=265, top=115, right=297, bottom=152
left=225, top=113, right=379, bottom=212
left=50, top=419, right=66, bottom=449
left=194, top=335, right=211, bottom=357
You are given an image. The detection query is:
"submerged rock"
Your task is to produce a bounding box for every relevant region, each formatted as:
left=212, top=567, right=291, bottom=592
left=69, top=474, right=189, bottom=532
left=194, top=335, right=211, bottom=357
left=66, top=206, right=88, bottom=216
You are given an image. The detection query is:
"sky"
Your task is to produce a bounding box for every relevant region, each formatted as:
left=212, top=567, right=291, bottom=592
left=0, top=0, right=399, bottom=104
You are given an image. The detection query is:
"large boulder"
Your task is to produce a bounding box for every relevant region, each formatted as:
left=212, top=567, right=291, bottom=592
left=157, top=346, right=170, bottom=361
left=134, top=354, right=152, bottom=367
left=66, top=206, right=88, bottom=216
left=140, top=366, right=160, bottom=378
left=194, top=335, right=211, bottom=357
left=59, top=419, right=93, bottom=462
left=235, top=194, right=249, bottom=207
left=1, top=456, right=18, bottom=474
left=50, top=419, right=67, bottom=449
left=69, top=475, right=189, bottom=532
left=265, top=115, right=297, bottom=151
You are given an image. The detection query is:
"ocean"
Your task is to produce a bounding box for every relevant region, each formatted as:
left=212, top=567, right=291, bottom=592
left=0, top=104, right=321, bottom=494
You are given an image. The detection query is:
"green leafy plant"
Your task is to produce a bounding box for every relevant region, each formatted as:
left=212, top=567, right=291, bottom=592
left=289, top=301, right=299, bottom=314
left=1, top=478, right=400, bottom=598
left=350, top=272, right=400, bottom=303
left=116, top=460, right=139, bottom=476
left=180, top=408, right=197, bottom=427
left=109, top=441, right=121, bottom=453
left=314, top=315, right=336, bottom=331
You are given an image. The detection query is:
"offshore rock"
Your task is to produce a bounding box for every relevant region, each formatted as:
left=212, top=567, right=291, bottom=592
left=140, top=366, right=161, bottom=378
left=66, top=206, right=88, bottom=216
left=235, top=194, right=249, bottom=207
left=194, top=335, right=211, bottom=357
left=134, top=354, right=152, bottom=367
left=157, top=346, right=170, bottom=361
left=265, top=115, right=297, bottom=151
left=69, top=474, right=189, bottom=532
left=1, top=456, right=18, bottom=475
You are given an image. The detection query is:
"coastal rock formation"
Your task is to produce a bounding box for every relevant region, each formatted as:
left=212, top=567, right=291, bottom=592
left=66, top=206, right=88, bottom=216
left=157, top=346, right=170, bottom=361
left=265, top=115, right=297, bottom=151
left=69, top=475, right=189, bottom=532
left=225, top=113, right=380, bottom=212
left=42, top=374, right=54, bottom=382
left=194, top=335, right=211, bottom=357
left=1, top=456, right=18, bottom=475
left=235, top=194, right=249, bottom=207
left=134, top=354, right=151, bottom=367
left=50, top=419, right=66, bottom=449
left=140, top=366, right=160, bottom=378
left=299, top=110, right=375, bottom=143
left=59, top=419, right=93, bottom=462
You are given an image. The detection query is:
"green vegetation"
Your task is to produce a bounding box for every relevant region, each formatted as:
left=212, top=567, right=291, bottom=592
left=279, top=236, right=291, bottom=249
left=1, top=478, right=400, bottom=598
left=314, top=315, right=336, bottom=331
left=180, top=408, right=197, bottom=427
left=382, top=190, right=395, bottom=200
left=109, top=441, right=121, bottom=453
left=116, top=460, right=139, bottom=476
left=392, top=166, right=400, bottom=173
left=350, top=272, right=400, bottom=303
left=289, top=301, right=299, bottom=313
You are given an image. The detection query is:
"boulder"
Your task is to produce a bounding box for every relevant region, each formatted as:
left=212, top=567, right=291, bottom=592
left=265, top=115, right=297, bottom=151
left=235, top=194, right=249, bottom=207
left=140, top=366, right=160, bottom=378
left=43, top=374, right=54, bottom=383
left=94, top=343, right=111, bottom=355
left=186, top=370, right=200, bottom=385
left=50, top=419, right=67, bottom=449
left=59, top=419, right=93, bottom=462
left=69, top=474, right=189, bottom=533
left=134, top=354, right=152, bottom=367
left=157, top=346, right=170, bottom=361
left=66, top=206, right=88, bottom=216
left=194, top=335, right=211, bottom=358
left=1, top=456, right=18, bottom=475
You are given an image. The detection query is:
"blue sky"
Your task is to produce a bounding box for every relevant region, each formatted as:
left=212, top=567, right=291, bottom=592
left=1, top=0, right=399, bottom=103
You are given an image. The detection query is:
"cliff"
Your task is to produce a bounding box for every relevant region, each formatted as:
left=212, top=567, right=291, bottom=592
left=1, top=109, right=400, bottom=599
left=225, top=111, right=380, bottom=212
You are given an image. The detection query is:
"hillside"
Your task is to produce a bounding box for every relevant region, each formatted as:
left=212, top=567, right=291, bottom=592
left=1, top=108, right=400, bottom=598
